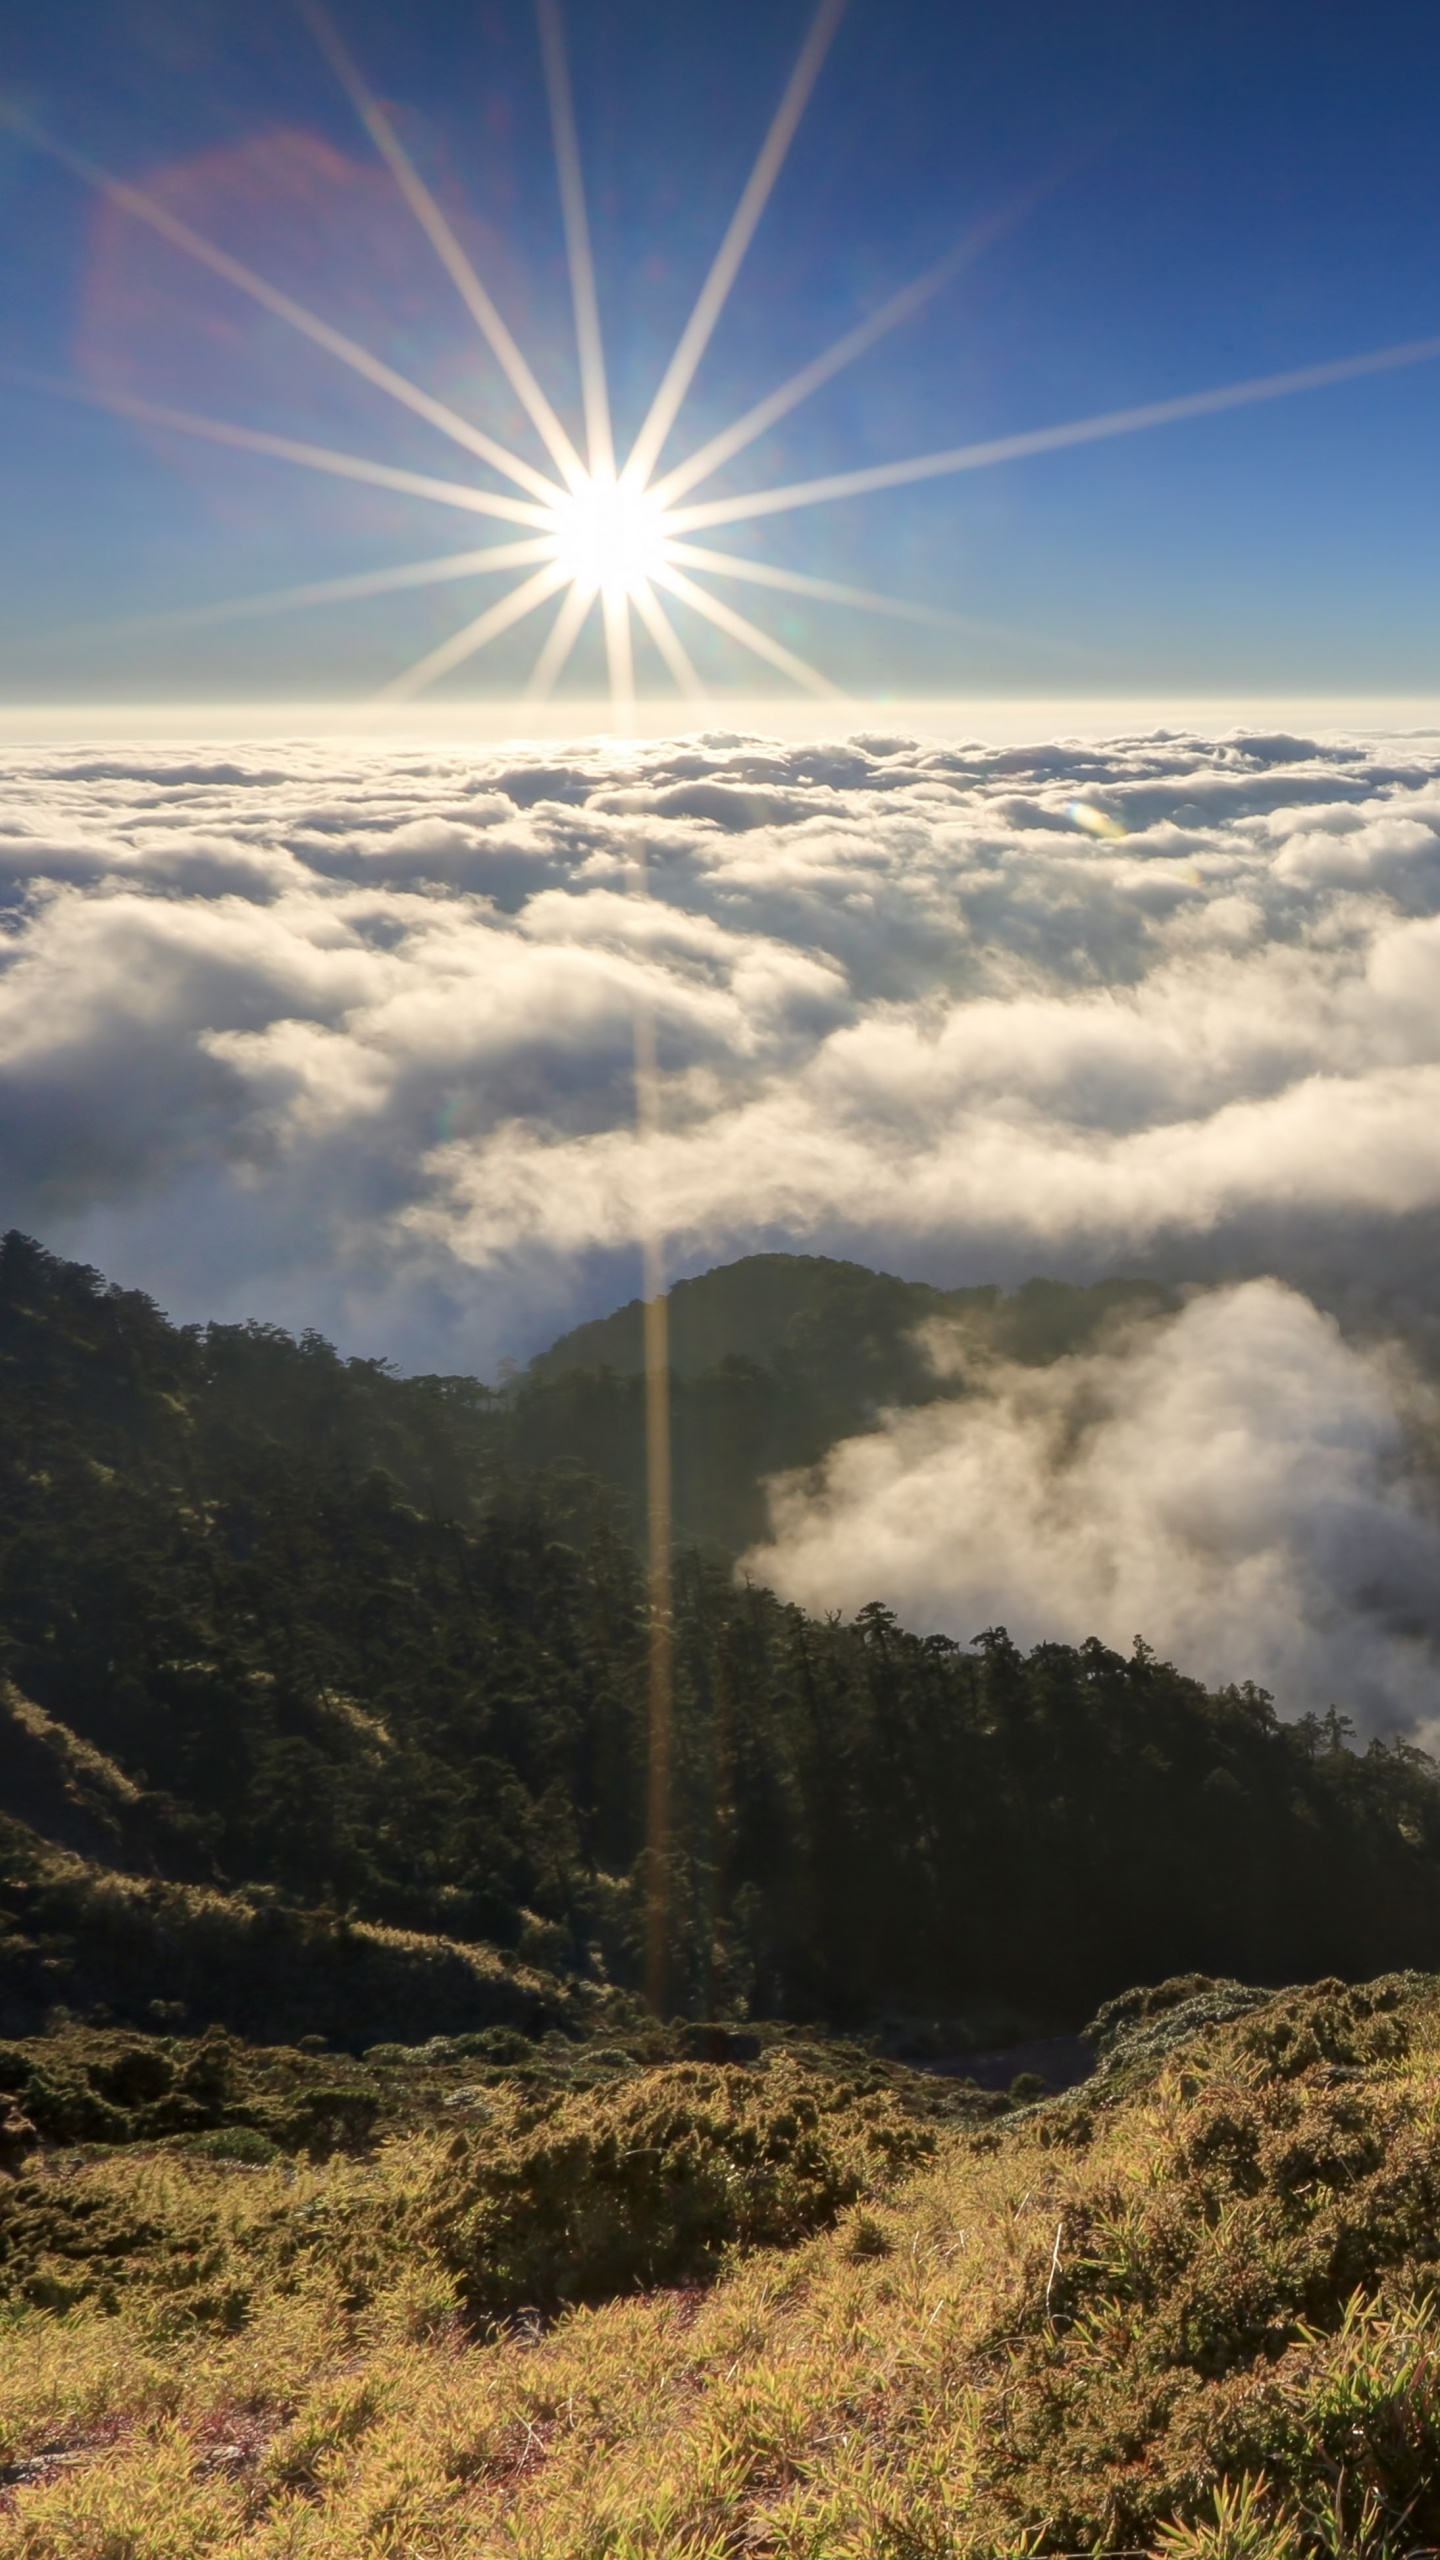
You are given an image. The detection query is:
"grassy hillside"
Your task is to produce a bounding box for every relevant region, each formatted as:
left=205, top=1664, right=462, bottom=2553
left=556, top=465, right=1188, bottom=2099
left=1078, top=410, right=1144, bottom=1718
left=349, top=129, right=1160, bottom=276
left=0, top=1808, right=578, bottom=2052
left=5, top=1973, right=1440, bottom=2555
left=6, top=1230, right=1440, bottom=2034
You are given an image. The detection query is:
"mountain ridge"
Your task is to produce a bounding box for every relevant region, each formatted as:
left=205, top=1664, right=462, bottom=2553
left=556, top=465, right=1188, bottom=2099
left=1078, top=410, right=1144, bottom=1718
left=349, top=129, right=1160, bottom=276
left=3, top=1229, right=1440, bottom=2048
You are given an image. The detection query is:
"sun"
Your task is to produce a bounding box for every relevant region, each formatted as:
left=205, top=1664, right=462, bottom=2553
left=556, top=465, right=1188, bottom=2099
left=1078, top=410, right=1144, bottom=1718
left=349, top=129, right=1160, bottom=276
left=13, top=0, right=1440, bottom=710
left=545, top=479, right=672, bottom=599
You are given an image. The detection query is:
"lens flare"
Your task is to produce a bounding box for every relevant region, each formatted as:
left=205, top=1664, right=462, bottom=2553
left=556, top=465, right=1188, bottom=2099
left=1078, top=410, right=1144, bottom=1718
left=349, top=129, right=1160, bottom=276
left=1069, top=800, right=1127, bottom=838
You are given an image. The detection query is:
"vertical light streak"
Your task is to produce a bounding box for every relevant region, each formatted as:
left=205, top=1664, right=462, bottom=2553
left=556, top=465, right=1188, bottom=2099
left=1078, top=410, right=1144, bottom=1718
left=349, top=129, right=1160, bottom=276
left=601, top=583, right=635, bottom=722
left=651, top=561, right=841, bottom=694
left=376, top=560, right=568, bottom=699
left=706, top=1623, right=734, bottom=2023
left=299, top=0, right=590, bottom=494
left=630, top=880, right=674, bottom=2019
left=621, top=0, right=846, bottom=491
left=535, top=0, right=616, bottom=482
left=630, top=578, right=705, bottom=697
left=522, top=577, right=596, bottom=699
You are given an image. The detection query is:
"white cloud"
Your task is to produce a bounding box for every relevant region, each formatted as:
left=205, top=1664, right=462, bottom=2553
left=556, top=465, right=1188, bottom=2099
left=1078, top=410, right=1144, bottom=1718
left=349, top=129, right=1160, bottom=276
left=3, top=723, right=1440, bottom=1383
left=745, top=1281, right=1440, bottom=1730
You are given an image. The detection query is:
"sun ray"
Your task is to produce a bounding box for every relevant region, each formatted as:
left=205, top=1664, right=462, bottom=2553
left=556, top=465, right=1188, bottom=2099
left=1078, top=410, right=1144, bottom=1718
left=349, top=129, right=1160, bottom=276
left=651, top=233, right=1000, bottom=509
left=667, top=329, right=1440, bottom=534
left=649, top=167, right=1080, bottom=509
left=5, top=113, right=566, bottom=506
left=601, top=584, right=636, bottom=721
left=535, top=0, right=615, bottom=483
left=629, top=579, right=705, bottom=698
left=621, top=0, right=845, bottom=493
left=11, top=370, right=555, bottom=525
left=650, top=561, right=841, bottom=696
left=19, top=30, right=1435, bottom=727
left=299, top=0, right=588, bottom=495
left=666, top=540, right=993, bottom=630
left=667, top=542, right=1094, bottom=664
left=522, top=578, right=597, bottom=701
left=377, top=561, right=571, bottom=701
left=95, top=539, right=559, bottom=636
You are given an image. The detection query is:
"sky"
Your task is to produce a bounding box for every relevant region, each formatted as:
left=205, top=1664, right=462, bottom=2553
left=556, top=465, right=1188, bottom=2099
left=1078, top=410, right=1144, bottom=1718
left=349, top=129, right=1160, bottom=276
left=3, top=0, right=1440, bottom=699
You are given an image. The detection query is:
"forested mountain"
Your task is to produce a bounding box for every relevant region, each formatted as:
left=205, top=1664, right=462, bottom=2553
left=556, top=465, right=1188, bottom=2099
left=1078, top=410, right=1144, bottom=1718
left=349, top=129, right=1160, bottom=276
left=533, top=1252, right=1167, bottom=1387
left=522, top=1251, right=1169, bottom=1552
left=3, top=1228, right=1440, bottom=2044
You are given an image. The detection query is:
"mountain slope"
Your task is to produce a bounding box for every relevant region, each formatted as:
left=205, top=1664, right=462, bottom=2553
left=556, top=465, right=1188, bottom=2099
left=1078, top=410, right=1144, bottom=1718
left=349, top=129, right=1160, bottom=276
left=5, top=1230, right=1440, bottom=2036
left=520, top=1251, right=1170, bottom=1552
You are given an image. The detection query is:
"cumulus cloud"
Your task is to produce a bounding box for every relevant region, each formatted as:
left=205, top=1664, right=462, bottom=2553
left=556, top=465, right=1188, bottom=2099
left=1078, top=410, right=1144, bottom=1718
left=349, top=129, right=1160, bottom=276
left=5, top=722, right=1440, bottom=1373
left=745, top=1281, right=1440, bottom=1731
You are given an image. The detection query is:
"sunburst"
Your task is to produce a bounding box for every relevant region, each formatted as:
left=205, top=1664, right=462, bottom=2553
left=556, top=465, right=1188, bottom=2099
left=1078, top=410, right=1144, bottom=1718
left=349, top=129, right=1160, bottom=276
left=10, top=0, right=1440, bottom=713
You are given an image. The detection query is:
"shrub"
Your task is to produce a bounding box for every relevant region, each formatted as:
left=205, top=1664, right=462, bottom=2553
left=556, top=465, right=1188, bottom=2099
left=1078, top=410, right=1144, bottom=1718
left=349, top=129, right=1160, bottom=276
left=420, top=2051, right=935, bottom=2325
left=280, top=2085, right=381, bottom=2156
left=189, top=2125, right=280, bottom=2165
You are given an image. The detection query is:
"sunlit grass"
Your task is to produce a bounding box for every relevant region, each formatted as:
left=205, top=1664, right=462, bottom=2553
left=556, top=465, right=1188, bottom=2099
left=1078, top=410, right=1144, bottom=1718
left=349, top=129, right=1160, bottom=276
left=4, top=1981, right=1440, bottom=2554
left=5, top=1979, right=1440, bottom=2554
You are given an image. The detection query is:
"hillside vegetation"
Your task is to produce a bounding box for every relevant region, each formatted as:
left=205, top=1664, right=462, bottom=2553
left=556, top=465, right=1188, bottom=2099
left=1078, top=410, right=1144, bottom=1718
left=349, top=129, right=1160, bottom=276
left=522, top=1251, right=1170, bottom=1554
left=6, top=1973, right=1440, bottom=2554
left=6, top=1231, right=1440, bottom=2033
left=10, top=1239, right=1440, bottom=2550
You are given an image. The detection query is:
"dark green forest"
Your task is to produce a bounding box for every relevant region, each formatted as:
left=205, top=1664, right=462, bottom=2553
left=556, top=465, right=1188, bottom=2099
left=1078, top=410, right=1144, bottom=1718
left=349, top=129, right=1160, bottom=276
left=523, top=1251, right=1171, bottom=1553
left=3, top=1227, right=1440, bottom=2045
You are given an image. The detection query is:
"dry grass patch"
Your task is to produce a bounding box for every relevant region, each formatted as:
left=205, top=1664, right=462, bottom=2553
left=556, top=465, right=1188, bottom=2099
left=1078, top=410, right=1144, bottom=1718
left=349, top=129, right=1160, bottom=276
left=8, top=1983, right=1440, bottom=2554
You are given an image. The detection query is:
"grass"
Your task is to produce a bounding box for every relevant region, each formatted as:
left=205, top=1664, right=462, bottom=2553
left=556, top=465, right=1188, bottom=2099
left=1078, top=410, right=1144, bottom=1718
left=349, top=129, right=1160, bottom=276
left=6, top=1977, right=1440, bottom=2554
left=0, top=1810, right=574, bottom=2052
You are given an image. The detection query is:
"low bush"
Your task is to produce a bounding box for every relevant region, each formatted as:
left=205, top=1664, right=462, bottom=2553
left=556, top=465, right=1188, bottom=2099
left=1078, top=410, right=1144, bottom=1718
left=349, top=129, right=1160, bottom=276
left=420, top=2050, right=937, bottom=2324
left=187, top=2125, right=279, bottom=2165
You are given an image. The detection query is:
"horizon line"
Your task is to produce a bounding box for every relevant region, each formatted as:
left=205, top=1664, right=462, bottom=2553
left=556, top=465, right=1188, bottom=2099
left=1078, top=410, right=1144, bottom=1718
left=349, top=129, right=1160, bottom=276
left=0, top=689, right=1437, bottom=748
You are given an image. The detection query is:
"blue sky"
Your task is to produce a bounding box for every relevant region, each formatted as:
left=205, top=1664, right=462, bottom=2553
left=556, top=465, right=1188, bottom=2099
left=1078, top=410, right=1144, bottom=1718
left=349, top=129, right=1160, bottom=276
left=3, top=0, right=1440, bottom=699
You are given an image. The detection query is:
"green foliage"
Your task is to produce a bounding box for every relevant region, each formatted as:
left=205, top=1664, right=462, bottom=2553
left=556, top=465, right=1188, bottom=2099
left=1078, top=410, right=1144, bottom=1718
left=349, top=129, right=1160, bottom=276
left=524, top=1250, right=1171, bottom=1552
left=0, top=1812, right=570, bottom=2049
left=1084, top=1972, right=1276, bottom=2088
left=189, top=2125, right=279, bottom=2165
left=421, top=2051, right=937, bottom=2325
left=976, top=1975, right=1440, bottom=2551
left=0, top=2021, right=395, bottom=2170
left=0, top=2009, right=982, bottom=2181
left=7, top=1230, right=1440, bottom=2036
left=0, top=2031, right=957, bottom=2350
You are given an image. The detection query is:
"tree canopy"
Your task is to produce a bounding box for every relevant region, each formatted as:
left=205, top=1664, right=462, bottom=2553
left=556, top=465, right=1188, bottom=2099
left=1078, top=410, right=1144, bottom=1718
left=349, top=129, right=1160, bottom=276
left=3, top=1228, right=1439, bottom=2039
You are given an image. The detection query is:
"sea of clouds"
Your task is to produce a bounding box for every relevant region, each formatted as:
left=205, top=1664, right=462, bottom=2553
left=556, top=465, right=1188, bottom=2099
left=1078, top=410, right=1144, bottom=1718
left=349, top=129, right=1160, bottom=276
left=6, top=720, right=1440, bottom=1723
left=746, top=1278, right=1440, bottom=1738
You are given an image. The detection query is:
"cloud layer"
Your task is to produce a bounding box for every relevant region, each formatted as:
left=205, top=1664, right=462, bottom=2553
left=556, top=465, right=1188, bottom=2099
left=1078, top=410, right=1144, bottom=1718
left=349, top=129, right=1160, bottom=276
left=746, top=1280, right=1440, bottom=1731
left=6, top=721, right=1440, bottom=1377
